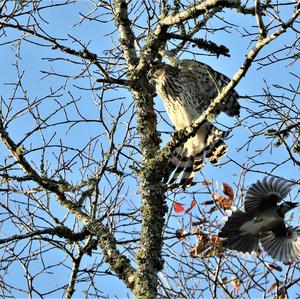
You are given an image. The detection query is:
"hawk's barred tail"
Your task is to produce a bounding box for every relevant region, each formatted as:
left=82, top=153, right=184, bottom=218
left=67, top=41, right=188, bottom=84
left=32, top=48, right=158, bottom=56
left=164, top=125, right=229, bottom=188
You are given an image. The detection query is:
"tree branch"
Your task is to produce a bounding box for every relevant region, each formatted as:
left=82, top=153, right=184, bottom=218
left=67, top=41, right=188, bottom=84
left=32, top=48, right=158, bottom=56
left=113, top=0, right=139, bottom=69
left=0, top=21, right=109, bottom=78
left=0, top=118, right=137, bottom=290
left=159, top=0, right=241, bottom=26
left=0, top=226, right=89, bottom=245
left=113, top=1, right=168, bottom=297
left=166, top=33, right=230, bottom=57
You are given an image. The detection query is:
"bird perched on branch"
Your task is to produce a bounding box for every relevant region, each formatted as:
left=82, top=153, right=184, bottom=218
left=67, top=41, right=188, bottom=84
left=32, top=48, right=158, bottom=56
left=148, top=59, right=240, bottom=187
left=219, top=177, right=300, bottom=264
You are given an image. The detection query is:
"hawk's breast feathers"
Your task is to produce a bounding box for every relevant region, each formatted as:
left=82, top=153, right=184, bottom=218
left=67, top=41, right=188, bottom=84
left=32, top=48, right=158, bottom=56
left=149, top=60, right=240, bottom=187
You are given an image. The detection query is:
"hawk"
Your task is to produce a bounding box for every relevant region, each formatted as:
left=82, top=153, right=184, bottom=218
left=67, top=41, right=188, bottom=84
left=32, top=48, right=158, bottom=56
left=148, top=59, right=240, bottom=187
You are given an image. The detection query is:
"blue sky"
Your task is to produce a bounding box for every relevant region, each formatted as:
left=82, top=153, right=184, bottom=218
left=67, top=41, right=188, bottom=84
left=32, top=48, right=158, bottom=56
left=0, top=1, right=299, bottom=298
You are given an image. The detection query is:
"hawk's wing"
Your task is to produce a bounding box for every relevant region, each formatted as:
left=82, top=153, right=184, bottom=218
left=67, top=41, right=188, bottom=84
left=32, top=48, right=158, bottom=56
left=178, top=60, right=240, bottom=117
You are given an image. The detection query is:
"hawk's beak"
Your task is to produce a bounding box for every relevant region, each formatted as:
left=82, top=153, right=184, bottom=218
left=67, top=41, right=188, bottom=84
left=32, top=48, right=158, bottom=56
left=147, top=68, right=154, bottom=79
left=147, top=69, right=156, bottom=85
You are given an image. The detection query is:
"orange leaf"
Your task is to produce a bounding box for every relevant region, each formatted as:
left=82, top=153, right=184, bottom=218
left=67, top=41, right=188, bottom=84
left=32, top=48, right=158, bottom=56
left=268, top=281, right=282, bottom=294
left=185, top=199, right=197, bottom=213
left=222, top=183, right=234, bottom=201
left=210, top=235, right=222, bottom=245
left=173, top=203, right=184, bottom=213
left=213, top=193, right=224, bottom=201
left=219, top=197, right=233, bottom=209
left=213, top=194, right=233, bottom=210
left=231, top=277, right=241, bottom=291
left=201, top=180, right=213, bottom=186
left=268, top=283, right=277, bottom=294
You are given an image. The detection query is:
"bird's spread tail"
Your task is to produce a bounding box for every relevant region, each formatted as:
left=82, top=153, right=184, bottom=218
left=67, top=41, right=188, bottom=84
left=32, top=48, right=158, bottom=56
left=164, top=124, right=229, bottom=188
left=219, top=210, right=259, bottom=254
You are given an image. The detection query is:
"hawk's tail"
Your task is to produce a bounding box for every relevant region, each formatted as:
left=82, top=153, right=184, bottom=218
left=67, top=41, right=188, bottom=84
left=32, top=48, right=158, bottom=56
left=164, top=124, right=228, bottom=188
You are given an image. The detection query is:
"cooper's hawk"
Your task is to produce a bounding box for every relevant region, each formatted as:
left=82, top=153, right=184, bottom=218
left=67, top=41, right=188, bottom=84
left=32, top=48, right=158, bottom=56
left=148, top=59, right=240, bottom=187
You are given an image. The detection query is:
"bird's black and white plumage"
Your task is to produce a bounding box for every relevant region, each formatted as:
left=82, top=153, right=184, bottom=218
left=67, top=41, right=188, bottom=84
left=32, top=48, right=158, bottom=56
left=219, top=177, right=300, bottom=264
left=148, top=59, right=240, bottom=187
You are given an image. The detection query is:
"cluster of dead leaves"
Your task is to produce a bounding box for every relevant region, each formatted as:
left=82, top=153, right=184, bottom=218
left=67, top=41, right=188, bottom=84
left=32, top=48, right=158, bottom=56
left=221, top=276, right=241, bottom=292
left=189, top=231, right=223, bottom=258
left=187, top=230, right=224, bottom=258
left=173, top=182, right=236, bottom=258
left=173, top=182, right=235, bottom=215
left=175, top=226, right=223, bottom=258
left=215, top=182, right=235, bottom=210
left=201, top=182, right=235, bottom=213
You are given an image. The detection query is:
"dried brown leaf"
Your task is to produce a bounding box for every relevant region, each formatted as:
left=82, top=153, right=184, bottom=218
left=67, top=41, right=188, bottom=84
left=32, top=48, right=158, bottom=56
left=222, top=182, right=234, bottom=201
left=268, top=281, right=282, bottom=294
left=185, top=199, right=197, bottom=214
left=201, top=180, right=213, bottom=186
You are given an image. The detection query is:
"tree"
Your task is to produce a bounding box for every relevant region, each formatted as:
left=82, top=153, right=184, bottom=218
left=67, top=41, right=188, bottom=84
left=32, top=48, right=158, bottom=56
left=0, top=0, right=299, bottom=298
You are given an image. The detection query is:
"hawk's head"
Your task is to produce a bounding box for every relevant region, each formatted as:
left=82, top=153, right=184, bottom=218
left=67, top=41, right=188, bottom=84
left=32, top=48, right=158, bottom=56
left=147, top=64, right=177, bottom=85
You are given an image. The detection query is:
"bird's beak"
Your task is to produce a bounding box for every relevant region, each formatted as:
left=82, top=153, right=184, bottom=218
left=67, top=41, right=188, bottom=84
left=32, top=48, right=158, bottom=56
left=288, top=202, right=299, bottom=210
left=147, top=64, right=163, bottom=83
left=147, top=69, right=156, bottom=85
left=147, top=69, right=152, bottom=79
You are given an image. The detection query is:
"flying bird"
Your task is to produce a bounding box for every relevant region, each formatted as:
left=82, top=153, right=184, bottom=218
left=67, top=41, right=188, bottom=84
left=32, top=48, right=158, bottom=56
left=148, top=59, right=240, bottom=187
left=219, top=176, right=300, bottom=264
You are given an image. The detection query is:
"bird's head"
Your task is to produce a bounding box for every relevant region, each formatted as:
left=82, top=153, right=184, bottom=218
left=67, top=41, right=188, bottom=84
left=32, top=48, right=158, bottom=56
left=147, top=64, right=166, bottom=84
left=278, top=201, right=298, bottom=216
left=147, top=64, right=177, bottom=85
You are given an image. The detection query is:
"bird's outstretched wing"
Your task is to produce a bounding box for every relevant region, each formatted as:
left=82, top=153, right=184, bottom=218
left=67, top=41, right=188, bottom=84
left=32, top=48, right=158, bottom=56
left=219, top=210, right=259, bottom=253
left=260, top=223, right=300, bottom=264
left=244, top=177, right=292, bottom=216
